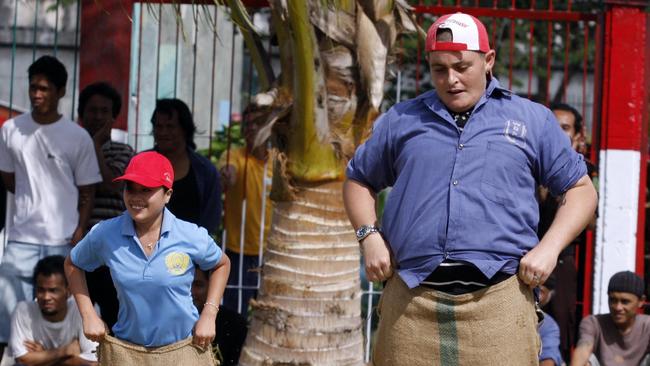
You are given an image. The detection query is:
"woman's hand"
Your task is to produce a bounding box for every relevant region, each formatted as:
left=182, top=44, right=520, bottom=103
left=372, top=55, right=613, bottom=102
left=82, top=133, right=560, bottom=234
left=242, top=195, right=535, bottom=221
left=82, top=314, right=107, bottom=343
left=193, top=311, right=217, bottom=350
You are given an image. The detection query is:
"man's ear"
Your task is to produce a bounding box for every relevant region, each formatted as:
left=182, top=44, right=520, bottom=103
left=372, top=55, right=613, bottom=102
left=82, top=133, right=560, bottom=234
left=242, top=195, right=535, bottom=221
left=484, top=49, right=496, bottom=74
left=57, top=86, right=66, bottom=99
left=639, top=295, right=646, bottom=308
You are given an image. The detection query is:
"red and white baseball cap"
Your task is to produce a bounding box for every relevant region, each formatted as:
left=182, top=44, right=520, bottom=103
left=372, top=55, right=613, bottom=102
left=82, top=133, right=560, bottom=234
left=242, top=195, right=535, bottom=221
left=425, top=13, right=490, bottom=53
left=114, top=151, right=174, bottom=189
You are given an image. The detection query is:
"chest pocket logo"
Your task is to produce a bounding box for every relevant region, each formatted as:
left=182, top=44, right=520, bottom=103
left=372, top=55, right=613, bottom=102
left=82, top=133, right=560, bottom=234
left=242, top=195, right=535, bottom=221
left=504, top=119, right=527, bottom=148
left=165, top=252, right=190, bottom=275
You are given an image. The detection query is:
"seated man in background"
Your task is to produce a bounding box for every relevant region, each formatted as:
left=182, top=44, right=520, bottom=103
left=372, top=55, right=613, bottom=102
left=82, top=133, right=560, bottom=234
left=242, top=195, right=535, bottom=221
left=571, top=271, right=650, bottom=366
left=6, top=256, right=97, bottom=366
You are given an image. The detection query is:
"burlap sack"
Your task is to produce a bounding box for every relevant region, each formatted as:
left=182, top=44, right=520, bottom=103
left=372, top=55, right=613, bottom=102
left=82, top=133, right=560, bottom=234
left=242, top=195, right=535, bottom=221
left=97, top=335, right=217, bottom=366
left=372, top=275, right=540, bottom=366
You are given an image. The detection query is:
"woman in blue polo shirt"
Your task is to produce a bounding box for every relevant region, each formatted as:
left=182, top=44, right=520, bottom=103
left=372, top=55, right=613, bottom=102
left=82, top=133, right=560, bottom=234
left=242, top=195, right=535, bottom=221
left=64, top=151, right=230, bottom=365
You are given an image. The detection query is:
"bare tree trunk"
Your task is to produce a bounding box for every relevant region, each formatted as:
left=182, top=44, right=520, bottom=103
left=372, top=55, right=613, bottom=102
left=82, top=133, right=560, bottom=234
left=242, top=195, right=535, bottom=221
left=239, top=181, right=364, bottom=366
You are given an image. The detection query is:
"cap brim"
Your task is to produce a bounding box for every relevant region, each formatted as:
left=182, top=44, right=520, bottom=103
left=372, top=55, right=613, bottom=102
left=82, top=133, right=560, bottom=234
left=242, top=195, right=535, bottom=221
left=113, top=173, right=166, bottom=188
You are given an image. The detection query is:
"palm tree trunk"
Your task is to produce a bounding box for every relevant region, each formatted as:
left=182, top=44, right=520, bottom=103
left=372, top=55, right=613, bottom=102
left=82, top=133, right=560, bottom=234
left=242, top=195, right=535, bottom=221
left=239, top=181, right=364, bottom=365
left=227, top=1, right=419, bottom=363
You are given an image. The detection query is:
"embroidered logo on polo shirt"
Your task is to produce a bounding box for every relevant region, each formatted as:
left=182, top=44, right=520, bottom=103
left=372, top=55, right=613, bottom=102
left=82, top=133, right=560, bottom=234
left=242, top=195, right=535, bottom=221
left=165, top=252, right=190, bottom=275
left=504, top=119, right=527, bottom=148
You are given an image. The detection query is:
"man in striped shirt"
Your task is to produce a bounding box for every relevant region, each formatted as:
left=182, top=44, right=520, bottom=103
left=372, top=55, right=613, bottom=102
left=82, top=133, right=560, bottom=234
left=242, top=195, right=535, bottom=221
left=78, top=82, right=133, bottom=329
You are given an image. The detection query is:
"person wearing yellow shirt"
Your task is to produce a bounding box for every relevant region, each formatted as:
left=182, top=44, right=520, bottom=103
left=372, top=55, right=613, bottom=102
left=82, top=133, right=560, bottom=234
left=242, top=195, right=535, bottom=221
left=218, top=114, right=272, bottom=314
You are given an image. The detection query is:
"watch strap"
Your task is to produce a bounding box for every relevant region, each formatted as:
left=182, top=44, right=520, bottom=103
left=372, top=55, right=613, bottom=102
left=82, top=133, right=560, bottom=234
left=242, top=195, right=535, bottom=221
left=356, top=225, right=380, bottom=242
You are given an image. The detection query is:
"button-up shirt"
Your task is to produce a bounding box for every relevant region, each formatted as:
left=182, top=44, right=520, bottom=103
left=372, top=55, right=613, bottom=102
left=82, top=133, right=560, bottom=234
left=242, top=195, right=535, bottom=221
left=71, top=208, right=222, bottom=346
left=346, top=78, right=587, bottom=289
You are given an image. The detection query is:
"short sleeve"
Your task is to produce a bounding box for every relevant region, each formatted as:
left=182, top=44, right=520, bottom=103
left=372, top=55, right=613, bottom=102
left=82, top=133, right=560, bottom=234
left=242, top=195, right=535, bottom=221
left=217, top=147, right=243, bottom=171
left=194, top=227, right=222, bottom=271
left=345, top=111, right=395, bottom=193
left=577, top=315, right=599, bottom=348
left=9, top=302, right=32, bottom=359
left=0, top=124, right=15, bottom=173
left=70, top=224, right=104, bottom=271
left=536, top=110, right=587, bottom=196
left=73, top=131, right=101, bottom=186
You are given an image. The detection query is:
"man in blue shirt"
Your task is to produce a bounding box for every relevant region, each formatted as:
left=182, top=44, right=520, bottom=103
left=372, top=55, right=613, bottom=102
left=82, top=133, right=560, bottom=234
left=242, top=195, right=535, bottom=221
left=343, top=12, right=597, bottom=365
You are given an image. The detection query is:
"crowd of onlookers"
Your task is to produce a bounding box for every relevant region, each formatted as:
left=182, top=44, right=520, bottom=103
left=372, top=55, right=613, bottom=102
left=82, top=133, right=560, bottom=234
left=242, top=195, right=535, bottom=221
left=0, top=55, right=263, bottom=365
left=0, top=53, right=648, bottom=366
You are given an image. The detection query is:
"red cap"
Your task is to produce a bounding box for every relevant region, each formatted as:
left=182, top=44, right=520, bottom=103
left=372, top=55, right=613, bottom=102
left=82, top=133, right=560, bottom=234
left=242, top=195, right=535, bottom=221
left=113, top=151, right=174, bottom=189
left=426, top=13, right=490, bottom=53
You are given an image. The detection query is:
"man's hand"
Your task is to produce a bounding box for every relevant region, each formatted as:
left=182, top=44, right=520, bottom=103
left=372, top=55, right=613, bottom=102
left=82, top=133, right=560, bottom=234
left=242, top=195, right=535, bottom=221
left=17, top=339, right=83, bottom=366
left=82, top=314, right=107, bottom=343
left=71, top=226, right=85, bottom=246
left=342, top=179, right=393, bottom=282
left=219, top=165, right=237, bottom=188
left=362, top=233, right=394, bottom=282
left=570, top=340, right=595, bottom=366
left=518, top=242, right=560, bottom=288
left=92, top=119, right=112, bottom=147
left=23, top=340, right=44, bottom=352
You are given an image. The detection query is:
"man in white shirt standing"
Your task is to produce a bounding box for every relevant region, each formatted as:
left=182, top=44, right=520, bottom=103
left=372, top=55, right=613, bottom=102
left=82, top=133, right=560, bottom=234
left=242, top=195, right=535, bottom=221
left=7, top=256, right=98, bottom=366
left=0, top=55, right=101, bottom=357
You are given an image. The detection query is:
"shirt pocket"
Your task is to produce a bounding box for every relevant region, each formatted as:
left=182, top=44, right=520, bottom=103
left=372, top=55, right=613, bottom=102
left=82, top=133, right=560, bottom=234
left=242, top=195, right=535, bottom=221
left=480, top=141, right=529, bottom=206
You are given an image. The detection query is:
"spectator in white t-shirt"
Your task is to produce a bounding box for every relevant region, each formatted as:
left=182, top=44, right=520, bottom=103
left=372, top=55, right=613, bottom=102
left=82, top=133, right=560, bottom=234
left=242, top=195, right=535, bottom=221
left=0, top=55, right=101, bottom=356
left=6, top=256, right=97, bottom=366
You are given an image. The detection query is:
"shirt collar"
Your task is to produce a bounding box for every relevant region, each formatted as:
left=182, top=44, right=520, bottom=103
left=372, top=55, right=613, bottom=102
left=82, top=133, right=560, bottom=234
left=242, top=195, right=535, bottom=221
left=423, top=77, right=511, bottom=118
left=121, top=207, right=175, bottom=237
left=485, top=77, right=511, bottom=98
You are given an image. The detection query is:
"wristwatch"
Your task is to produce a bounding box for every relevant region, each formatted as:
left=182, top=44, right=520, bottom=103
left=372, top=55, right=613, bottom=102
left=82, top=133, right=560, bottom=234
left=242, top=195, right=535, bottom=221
left=355, top=225, right=380, bottom=242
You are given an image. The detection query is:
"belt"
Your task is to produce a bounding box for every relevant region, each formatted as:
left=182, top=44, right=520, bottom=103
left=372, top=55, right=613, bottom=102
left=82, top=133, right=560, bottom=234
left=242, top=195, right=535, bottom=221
left=420, top=262, right=512, bottom=295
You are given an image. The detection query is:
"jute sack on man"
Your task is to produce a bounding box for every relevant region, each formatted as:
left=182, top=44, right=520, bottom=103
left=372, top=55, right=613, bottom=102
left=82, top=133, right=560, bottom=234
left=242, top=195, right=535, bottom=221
left=98, top=334, right=217, bottom=366
left=372, top=275, right=540, bottom=366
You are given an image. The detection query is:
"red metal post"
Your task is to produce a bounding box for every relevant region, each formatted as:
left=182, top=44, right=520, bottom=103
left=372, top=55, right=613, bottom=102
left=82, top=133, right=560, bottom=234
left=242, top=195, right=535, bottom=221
left=79, top=0, right=134, bottom=131
left=592, top=1, right=649, bottom=313
left=600, top=7, right=648, bottom=152
left=637, top=13, right=650, bottom=282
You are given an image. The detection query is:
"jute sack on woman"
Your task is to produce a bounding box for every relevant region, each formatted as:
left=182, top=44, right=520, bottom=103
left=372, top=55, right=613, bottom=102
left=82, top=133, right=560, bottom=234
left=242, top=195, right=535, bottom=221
left=98, top=335, right=217, bottom=366
left=372, top=275, right=540, bottom=366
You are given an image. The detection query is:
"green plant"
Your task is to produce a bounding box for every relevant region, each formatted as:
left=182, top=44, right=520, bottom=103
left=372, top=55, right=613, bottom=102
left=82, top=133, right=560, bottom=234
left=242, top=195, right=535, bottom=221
left=198, top=122, right=245, bottom=164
